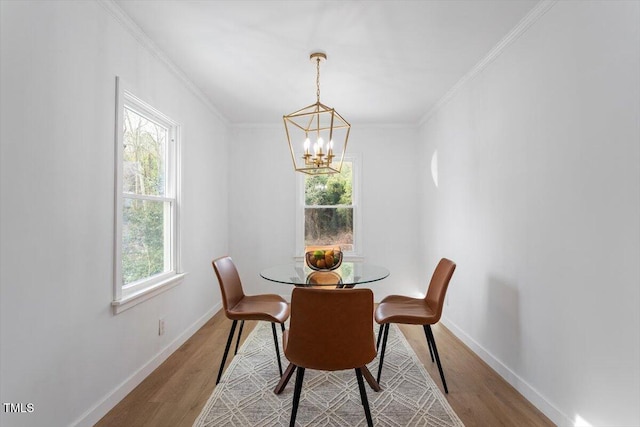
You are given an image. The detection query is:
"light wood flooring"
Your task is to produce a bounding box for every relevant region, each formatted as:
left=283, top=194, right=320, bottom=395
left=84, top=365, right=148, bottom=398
left=96, top=309, right=555, bottom=426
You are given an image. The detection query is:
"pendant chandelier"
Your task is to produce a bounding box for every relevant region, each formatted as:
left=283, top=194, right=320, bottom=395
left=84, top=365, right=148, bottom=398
left=283, top=52, right=351, bottom=175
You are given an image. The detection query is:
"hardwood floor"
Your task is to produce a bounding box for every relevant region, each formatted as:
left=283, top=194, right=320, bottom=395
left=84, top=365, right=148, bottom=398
left=396, top=323, right=554, bottom=427
left=96, top=310, right=555, bottom=426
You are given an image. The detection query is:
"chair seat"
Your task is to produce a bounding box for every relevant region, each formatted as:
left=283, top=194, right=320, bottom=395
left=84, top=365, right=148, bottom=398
left=228, top=294, right=289, bottom=323
left=375, top=295, right=437, bottom=325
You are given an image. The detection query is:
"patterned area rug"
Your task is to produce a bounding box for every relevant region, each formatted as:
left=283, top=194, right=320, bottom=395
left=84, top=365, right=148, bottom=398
left=194, top=322, right=464, bottom=426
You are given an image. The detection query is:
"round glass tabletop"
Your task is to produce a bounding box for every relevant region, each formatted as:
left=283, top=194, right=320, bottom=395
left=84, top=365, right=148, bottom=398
left=260, top=261, right=390, bottom=287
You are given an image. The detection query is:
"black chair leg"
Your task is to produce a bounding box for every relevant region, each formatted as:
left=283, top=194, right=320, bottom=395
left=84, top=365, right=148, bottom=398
left=426, top=331, right=435, bottom=362
left=376, top=323, right=390, bottom=383
left=376, top=323, right=384, bottom=350
left=216, top=319, right=238, bottom=384
left=271, top=322, right=284, bottom=376
left=234, top=320, right=245, bottom=355
left=290, top=366, right=305, bottom=427
left=356, top=368, right=374, bottom=427
left=424, top=325, right=448, bottom=393
left=281, top=322, right=285, bottom=332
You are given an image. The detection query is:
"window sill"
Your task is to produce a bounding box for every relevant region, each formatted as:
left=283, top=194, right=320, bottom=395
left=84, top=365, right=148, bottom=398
left=112, top=273, right=186, bottom=314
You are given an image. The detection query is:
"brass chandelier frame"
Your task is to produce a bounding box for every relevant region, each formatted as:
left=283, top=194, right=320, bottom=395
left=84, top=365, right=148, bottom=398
left=283, top=52, right=351, bottom=175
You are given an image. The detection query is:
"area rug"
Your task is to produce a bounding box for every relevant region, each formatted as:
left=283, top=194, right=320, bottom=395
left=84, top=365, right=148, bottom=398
left=194, top=322, right=464, bottom=426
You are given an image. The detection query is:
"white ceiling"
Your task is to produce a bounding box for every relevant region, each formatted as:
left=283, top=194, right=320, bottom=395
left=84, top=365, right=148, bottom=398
left=114, top=0, right=539, bottom=125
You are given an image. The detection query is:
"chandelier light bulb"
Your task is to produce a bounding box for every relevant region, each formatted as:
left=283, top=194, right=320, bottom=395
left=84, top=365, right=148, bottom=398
left=303, top=137, right=311, bottom=154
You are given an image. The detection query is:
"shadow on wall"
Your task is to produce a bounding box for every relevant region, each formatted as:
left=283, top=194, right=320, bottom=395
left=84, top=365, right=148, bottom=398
left=485, top=274, right=522, bottom=369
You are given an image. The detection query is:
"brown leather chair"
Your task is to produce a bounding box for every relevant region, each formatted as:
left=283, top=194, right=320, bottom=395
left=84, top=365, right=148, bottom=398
left=212, top=256, right=290, bottom=384
left=282, top=287, right=377, bottom=427
left=375, top=258, right=456, bottom=393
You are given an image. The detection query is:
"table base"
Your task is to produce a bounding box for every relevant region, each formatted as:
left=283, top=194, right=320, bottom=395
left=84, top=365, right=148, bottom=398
left=273, top=363, right=381, bottom=394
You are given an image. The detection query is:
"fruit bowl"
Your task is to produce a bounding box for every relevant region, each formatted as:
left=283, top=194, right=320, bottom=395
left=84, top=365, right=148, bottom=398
left=305, top=248, right=343, bottom=271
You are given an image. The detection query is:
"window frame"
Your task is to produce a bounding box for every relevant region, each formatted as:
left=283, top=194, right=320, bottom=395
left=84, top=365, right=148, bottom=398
left=112, top=77, right=184, bottom=314
left=295, top=154, right=362, bottom=259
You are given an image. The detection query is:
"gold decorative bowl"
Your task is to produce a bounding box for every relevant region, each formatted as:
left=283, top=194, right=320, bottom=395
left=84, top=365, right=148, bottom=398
left=305, top=248, right=343, bottom=271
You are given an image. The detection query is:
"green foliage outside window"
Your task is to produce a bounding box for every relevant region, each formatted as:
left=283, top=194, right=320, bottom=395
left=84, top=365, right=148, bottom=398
left=304, top=163, right=354, bottom=251
left=122, top=199, right=165, bottom=284
left=122, top=108, right=168, bottom=285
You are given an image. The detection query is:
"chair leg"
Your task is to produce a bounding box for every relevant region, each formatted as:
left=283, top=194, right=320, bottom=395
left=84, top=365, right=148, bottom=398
left=216, top=319, right=238, bottom=384
left=271, top=322, right=283, bottom=376
left=424, top=325, right=448, bottom=393
left=355, top=368, right=374, bottom=427
left=274, top=362, right=296, bottom=394
left=290, top=366, right=305, bottom=427
left=234, top=320, right=245, bottom=355
left=426, top=331, right=435, bottom=362
left=376, top=323, right=384, bottom=350
left=376, top=323, right=390, bottom=384
left=281, top=322, right=285, bottom=332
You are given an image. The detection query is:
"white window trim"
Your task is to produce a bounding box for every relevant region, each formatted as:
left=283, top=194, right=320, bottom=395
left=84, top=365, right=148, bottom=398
left=112, top=76, right=185, bottom=314
left=295, top=154, right=363, bottom=260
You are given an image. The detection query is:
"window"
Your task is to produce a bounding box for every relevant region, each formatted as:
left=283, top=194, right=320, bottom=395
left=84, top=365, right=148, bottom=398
left=112, top=77, right=183, bottom=313
left=297, top=156, right=361, bottom=256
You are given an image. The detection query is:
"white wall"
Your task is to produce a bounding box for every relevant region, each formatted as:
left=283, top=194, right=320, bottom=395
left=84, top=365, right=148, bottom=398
left=228, top=125, right=423, bottom=302
left=0, top=2, right=228, bottom=426
left=3, top=2, right=638, bottom=427
left=419, top=1, right=640, bottom=426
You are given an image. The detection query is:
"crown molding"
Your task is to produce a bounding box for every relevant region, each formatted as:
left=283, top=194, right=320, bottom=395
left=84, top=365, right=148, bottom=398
left=232, top=121, right=416, bottom=130
left=96, top=0, right=229, bottom=125
left=418, top=0, right=557, bottom=127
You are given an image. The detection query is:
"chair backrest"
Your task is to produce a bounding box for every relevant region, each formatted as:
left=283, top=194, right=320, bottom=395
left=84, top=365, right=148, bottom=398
left=285, top=288, right=376, bottom=371
left=424, top=258, right=456, bottom=323
left=212, top=256, right=246, bottom=315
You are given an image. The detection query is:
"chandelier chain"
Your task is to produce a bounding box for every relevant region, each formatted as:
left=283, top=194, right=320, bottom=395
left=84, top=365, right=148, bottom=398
left=316, top=57, right=321, bottom=103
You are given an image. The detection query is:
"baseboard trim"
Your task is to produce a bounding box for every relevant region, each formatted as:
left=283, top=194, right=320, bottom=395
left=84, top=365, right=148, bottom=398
left=440, top=316, right=570, bottom=426
left=71, top=302, right=221, bottom=427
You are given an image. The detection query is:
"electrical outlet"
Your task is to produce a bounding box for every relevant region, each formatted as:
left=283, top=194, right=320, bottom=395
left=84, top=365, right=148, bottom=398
left=158, top=318, right=165, bottom=336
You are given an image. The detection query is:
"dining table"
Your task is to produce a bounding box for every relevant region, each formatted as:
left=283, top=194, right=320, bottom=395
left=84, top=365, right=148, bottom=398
left=260, top=260, right=390, bottom=394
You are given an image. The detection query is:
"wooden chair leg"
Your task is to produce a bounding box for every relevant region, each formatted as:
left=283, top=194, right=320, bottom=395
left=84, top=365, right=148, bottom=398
left=234, top=320, right=245, bottom=355
left=216, top=319, right=238, bottom=384
left=274, top=362, right=296, bottom=394
left=360, top=365, right=381, bottom=392
left=356, top=368, right=374, bottom=427
left=424, top=324, right=448, bottom=393
left=290, top=366, right=305, bottom=427
left=376, top=323, right=390, bottom=384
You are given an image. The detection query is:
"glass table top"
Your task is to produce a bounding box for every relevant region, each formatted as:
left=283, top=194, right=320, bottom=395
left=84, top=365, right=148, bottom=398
left=260, top=261, right=390, bottom=287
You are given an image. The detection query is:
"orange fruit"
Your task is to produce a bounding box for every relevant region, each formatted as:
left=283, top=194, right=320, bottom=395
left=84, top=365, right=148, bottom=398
left=325, top=254, right=334, bottom=267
